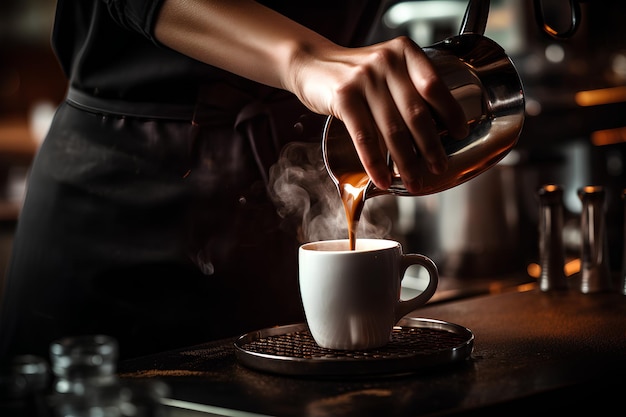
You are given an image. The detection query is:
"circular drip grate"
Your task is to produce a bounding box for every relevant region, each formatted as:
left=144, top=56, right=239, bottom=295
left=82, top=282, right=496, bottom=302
left=234, top=317, right=474, bottom=377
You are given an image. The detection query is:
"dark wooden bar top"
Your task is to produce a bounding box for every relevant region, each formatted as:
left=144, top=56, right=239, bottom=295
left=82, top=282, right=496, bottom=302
left=118, top=288, right=626, bottom=416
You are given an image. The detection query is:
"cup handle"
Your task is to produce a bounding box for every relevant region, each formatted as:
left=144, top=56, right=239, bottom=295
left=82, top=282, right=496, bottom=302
left=395, top=254, right=439, bottom=322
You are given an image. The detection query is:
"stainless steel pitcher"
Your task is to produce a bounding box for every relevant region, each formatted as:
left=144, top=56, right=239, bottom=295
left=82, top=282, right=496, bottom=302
left=322, top=0, right=525, bottom=199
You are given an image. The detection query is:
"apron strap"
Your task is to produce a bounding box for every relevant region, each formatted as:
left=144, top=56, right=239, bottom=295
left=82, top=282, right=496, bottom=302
left=66, top=87, right=195, bottom=121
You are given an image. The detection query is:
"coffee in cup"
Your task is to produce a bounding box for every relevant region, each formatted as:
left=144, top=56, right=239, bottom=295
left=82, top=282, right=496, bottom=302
left=298, top=238, right=438, bottom=350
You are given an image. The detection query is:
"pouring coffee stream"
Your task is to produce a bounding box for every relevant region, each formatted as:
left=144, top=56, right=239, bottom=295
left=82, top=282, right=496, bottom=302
left=323, top=0, right=525, bottom=250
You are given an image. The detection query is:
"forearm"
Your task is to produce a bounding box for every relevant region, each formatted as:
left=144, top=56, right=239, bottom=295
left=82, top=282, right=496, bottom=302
left=154, top=0, right=469, bottom=192
left=154, top=0, right=336, bottom=93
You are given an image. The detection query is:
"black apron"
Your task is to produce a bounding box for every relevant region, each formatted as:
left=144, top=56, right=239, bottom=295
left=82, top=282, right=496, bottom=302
left=0, top=83, right=328, bottom=360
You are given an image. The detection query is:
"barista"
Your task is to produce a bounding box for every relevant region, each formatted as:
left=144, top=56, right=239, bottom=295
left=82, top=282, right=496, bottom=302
left=0, top=0, right=467, bottom=360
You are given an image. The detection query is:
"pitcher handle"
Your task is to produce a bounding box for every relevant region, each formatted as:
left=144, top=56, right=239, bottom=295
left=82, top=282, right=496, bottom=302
left=533, top=0, right=582, bottom=40
left=459, top=0, right=490, bottom=36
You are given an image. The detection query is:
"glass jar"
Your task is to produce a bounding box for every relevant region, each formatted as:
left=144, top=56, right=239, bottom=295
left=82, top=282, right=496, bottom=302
left=49, top=335, right=121, bottom=417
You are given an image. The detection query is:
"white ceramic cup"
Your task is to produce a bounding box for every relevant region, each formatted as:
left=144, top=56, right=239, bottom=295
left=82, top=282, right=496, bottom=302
left=298, top=238, right=439, bottom=350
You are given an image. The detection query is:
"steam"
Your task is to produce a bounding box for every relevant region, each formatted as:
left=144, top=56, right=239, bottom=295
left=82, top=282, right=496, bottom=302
left=268, top=141, right=393, bottom=243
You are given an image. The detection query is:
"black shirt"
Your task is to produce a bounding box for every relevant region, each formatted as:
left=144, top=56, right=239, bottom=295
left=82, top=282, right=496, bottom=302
left=51, top=0, right=383, bottom=106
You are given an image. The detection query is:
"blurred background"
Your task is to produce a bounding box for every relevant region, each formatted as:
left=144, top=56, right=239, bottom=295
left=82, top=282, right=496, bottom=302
left=0, top=0, right=625, bottom=291
left=367, top=0, right=626, bottom=286
left=0, top=0, right=65, bottom=287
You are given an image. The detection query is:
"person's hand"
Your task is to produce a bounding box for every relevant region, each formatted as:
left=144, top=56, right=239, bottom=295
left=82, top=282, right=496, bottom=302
left=155, top=0, right=468, bottom=193
left=288, top=36, right=468, bottom=193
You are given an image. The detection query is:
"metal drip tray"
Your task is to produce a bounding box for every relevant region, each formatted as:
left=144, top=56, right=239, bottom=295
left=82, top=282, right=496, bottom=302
left=234, top=317, right=474, bottom=377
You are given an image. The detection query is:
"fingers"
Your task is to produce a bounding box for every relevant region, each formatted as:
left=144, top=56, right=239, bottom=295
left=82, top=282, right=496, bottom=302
left=403, top=42, right=468, bottom=140
left=371, top=38, right=468, bottom=193
left=330, top=36, right=468, bottom=194
left=338, top=96, right=392, bottom=191
left=365, top=70, right=440, bottom=193
left=383, top=66, right=448, bottom=189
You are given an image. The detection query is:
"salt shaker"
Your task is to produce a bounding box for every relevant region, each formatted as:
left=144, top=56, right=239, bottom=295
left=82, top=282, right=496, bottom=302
left=537, top=184, right=568, bottom=291
left=577, top=186, right=612, bottom=293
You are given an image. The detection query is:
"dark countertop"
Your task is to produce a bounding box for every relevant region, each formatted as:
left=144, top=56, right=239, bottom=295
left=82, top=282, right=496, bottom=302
left=118, top=287, right=626, bottom=416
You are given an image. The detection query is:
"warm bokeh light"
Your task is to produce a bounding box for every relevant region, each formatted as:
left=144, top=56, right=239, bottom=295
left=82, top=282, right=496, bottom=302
left=564, top=258, right=581, bottom=277
left=527, top=263, right=541, bottom=278
left=575, top=86, right=626, bottom=106
left=591, top=126, right=626, bottom=146
left=527, top=258, right=581, bottom=279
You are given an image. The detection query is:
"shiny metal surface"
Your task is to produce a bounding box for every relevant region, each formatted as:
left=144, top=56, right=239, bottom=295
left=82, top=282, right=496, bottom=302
left=430, top=156, right=523, bottom=277
left=533, top=0, right=583, bottom=40
left=537, top=184, right=569, bottom=291
left=578, top=186, right=613, bottom=293
left=233, top=317, right=474, bottom=377
left=459, top=0, right=490, bottom=35
left=323, top=0, right=524, bottom=199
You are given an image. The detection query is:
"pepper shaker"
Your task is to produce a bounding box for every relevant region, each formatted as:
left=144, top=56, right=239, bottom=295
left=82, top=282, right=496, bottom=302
left=577, top=186, right=612, bottom=293
left=537, top=184, right=569, bottom=291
